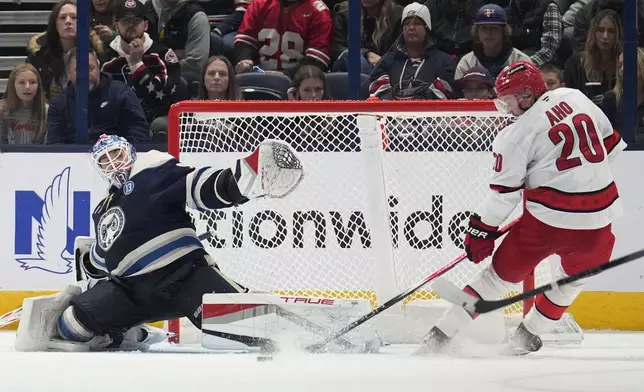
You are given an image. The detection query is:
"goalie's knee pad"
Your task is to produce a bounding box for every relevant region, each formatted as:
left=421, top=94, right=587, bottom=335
left=57, top=306, right=95, bottom=343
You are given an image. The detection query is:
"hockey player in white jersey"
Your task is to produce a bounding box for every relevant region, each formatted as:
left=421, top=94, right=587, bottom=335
left=15, top=134, right=303, bottom=352
left=417, top=61, right=626, bottom=355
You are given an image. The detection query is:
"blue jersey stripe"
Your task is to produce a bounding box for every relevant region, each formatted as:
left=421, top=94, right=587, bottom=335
left=121, top=236, right=203, bottom=277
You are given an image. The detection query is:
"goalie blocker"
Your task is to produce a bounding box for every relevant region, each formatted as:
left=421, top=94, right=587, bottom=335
left=15, top=136, right=304, bottom=352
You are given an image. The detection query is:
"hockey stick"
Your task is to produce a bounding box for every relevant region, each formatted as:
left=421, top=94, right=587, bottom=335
left=432, top=247, right=644, bottom=317
left=0, top=231, right=216, bottom=330
left=0, top=307, right=22, bottom=329
left=304, top=216, right=521, bottom=352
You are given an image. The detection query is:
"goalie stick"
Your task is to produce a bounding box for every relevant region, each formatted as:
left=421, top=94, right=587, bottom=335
left=431, top=247, right=644, bottom=317
left=304, top=216, right=521, bottom=353
left=0, top=231, right=215, bottom=330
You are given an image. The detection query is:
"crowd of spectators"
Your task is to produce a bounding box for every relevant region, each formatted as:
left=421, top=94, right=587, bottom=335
left=0, top=0, right=642, bottom=147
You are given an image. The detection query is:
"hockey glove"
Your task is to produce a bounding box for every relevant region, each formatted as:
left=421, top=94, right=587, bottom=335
left=464, top=214, right=502, bottom=264
left=233, top=139, right=304, bottom=199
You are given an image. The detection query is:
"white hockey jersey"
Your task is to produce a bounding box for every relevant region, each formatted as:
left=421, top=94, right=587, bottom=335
left=479, top=87, right=626, bottom=230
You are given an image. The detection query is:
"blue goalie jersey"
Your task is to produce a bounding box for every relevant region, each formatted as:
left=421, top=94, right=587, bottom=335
left=89, top=150, right=242, bottom=278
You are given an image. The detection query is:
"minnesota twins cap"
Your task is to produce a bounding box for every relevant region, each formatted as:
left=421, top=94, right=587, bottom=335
left=475, top=4, right=507, bottom=25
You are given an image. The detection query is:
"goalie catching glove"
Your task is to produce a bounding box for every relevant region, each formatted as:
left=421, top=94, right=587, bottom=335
left=464, top=214, right=503, bottom=264
left=233, top=140, right=304, bottom=199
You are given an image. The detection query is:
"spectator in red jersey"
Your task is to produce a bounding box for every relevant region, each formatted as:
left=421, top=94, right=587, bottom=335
left=197, top=56, right=242, bottom=100
left=233, top=0, right=333, bottom=74
left=369, top=2, right=456, bottom=100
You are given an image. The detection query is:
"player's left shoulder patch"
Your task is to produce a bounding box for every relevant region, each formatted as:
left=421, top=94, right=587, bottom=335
left=123, top=181, right=135, bottom=195
left=165, top=49, right=179, bottom=64
left=312, top=0, right=328, bottom=12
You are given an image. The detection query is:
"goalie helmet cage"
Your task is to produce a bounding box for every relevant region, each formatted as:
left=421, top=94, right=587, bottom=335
left=166, top=100, right=547, bottom=345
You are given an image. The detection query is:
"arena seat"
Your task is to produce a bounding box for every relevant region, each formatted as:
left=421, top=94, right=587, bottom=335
left=236, top=72, right=292, bottom=101
left=325, top=72, right=371, bottom=100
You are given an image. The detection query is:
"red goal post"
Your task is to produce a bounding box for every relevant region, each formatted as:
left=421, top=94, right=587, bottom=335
left=166, top=100, right=541, bottom=344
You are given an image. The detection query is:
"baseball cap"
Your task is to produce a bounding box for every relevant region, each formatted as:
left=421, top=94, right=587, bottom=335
left=115, top=0, right=146, bottom=21
left=402, top=2, right=432, bottom=31
left=455, top=66, right=495, bottom=86
left=474, top=4, right=507, bottom=25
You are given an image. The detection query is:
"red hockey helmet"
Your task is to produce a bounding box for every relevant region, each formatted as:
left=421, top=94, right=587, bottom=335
left=494, top=61, right=546, bottom=98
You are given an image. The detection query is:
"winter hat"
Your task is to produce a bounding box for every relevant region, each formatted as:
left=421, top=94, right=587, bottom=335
left=402, top=2, right=432, bottom=31
left=474, top=4, right=507, bottom=25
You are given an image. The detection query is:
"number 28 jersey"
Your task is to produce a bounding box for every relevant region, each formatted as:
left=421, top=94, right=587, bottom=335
left=479, top=87, right=626, bottom=230
left=234, top=0, right=333, bottom=71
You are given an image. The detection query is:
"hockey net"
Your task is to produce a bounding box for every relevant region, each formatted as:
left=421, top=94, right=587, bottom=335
left=166, top=100, right=551, bottom=344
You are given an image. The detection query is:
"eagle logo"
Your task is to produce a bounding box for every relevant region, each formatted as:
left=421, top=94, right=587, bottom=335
left=15, top=167, right=74, bottom=274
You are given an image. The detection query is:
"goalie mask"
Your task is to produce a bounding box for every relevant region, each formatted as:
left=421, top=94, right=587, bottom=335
left=91, top=134, right=137, bottom=189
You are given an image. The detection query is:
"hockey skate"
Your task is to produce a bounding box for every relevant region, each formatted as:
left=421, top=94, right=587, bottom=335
left=120, top=324, right=173, bottom=351
left=507, top=322, right=543, bottom=355
left=413, top=326, right=451, bottom=355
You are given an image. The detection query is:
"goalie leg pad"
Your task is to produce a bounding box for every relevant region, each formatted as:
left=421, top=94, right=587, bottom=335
left=57, top=306, right=95, bottom=343
left=15, top=285, right=82, bottom=352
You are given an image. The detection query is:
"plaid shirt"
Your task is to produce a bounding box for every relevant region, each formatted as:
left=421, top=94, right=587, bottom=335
left=531, top=3, right=563, bottom=66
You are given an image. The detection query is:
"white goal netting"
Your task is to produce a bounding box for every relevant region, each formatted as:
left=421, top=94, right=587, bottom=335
left=167, top=101, right=552, bottom=343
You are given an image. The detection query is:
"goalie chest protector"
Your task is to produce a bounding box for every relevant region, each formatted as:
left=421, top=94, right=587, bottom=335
left=89, top=151, right=210, bottom=278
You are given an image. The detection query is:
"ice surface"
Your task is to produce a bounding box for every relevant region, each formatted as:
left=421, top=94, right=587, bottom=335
left=1, top=331, right=643, bottom=392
